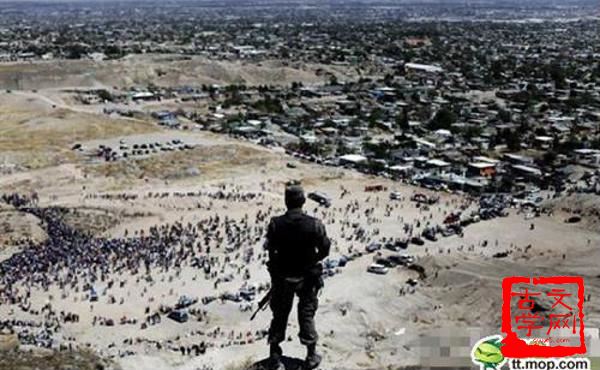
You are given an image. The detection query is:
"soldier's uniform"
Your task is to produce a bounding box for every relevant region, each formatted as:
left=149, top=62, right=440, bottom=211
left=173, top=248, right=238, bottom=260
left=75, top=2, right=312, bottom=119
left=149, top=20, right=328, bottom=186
left=265, top=185, right=330, bottom=369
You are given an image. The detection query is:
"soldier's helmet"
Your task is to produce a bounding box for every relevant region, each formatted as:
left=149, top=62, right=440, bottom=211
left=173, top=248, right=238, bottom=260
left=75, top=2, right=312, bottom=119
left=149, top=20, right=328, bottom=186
left=285, top=182, right=305, bottom=209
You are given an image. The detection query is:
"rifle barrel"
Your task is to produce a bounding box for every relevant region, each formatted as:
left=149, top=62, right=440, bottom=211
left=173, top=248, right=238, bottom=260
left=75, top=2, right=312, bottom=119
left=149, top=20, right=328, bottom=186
left=249, top=289, right=271, bottom=321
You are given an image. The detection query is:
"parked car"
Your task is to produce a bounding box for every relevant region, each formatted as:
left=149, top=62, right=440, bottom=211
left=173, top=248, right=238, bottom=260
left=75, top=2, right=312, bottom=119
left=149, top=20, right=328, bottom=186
left=410, top=236, right=425, bottom=246
left=406, top=278, right=418, bottom=287
left=384, top=242, right=401, bottom=252
left=411, top=193, right=439, bottom=204
left=375, top=256, right=397, bottom=268
left=444, top=213, right=461, bottom=224
left=221, top=292, right=242, bottom=302
left=389, top=191, right=402, bottom=200
left=365, top=242, right=382, bottom=253
left=201, top=296, right=217, bottom=305
left=89, top=288, right=98, bottom=302
left=565, top=216, right=581, bottom=223
left=388, top=254, right=415, bottom=266
left=394, top=238, right=409, bottom=249
left=167, top=310, right=189, bottom=323
left=422, top=228, right=438, bottom=242
left=367, top=263, right=389, bottom=275
left=307, top=191, right=332, bottom=207
left=441, top=227, right=455, bottom=237
left=324, top=258, right=339, bottom=269
left=175, top=295, right=197, bottom=309
left=493, top=251, right=509, bottom=258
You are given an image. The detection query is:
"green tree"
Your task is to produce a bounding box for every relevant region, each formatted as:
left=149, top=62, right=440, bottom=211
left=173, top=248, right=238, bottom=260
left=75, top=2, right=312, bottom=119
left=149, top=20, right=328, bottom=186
left=104, top=45, right=122, bottom=58
left=368, top=108, right=384, bottom=128
left=542, top=150, right=558, bottom=168
left=396, top=108, right=410, bottom=131
left=463, top=126, right=483, bottom=140
left=499, top=128, right=521, bottom=151
left=252, top=97, right=283, bottom=114
left=97, top=89, right=113, bottom=102
left=549, top=63, right=567, bottom=89
left=498, top=109, right=511, bottom=123
left=429, top=108, right=456, bottom=130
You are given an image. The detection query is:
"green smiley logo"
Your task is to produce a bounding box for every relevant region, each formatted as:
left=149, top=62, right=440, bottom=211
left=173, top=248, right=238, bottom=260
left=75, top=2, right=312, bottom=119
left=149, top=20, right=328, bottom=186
left=472, top=335, right=507, bottom=370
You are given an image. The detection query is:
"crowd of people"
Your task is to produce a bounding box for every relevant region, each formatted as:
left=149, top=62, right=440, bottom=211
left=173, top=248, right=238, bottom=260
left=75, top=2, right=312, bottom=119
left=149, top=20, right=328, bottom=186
left=84, top=187, right=264, bottom=203
left=0, top=189, right=299, bottom=356
left=0, top=184, right=535, bottom=360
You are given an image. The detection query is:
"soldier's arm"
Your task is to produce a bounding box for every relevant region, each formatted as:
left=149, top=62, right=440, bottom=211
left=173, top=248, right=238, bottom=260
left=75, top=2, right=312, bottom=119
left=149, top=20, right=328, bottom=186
left=265, top=218, right=277, bottom=261
left=315, top=219, right=331, bottom=261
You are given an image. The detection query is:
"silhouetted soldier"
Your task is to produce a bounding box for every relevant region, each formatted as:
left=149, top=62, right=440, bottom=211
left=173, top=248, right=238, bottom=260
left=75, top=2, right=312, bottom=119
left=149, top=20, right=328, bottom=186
left=265, top=184, right=330, bottom=370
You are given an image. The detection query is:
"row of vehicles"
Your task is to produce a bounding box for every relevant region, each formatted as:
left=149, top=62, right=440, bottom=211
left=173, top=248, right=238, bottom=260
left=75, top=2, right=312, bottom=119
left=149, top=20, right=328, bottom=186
left=367, top=254, right=415, bottom=275
left=299, top=189, right=407, bottom=208
left=322, top=254, right=359, bottom=278
left=366, top=237, right=425, bottom=252
left=411, top=193, right=440, bottom=205
left=166, top=295, right=199, bottom=323
left=365, top=239, right=416, bottom=275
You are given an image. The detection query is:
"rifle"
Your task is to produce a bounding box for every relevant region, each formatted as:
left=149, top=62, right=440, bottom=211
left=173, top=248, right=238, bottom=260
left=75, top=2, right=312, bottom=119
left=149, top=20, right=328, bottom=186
left=250, top=289, right=271, bottom=321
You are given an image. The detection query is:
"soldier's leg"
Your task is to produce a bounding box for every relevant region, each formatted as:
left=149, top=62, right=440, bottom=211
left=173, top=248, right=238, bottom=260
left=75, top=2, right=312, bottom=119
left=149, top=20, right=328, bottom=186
left=297, top=281, right=319, bottom=346
left=268, top=279, right=295, bottom=346
left=297, top=281, right=321, bottom=369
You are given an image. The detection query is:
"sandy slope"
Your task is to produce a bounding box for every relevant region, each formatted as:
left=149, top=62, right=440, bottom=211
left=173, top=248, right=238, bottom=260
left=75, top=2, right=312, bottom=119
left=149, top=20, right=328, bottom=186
left=0, top=55, right=353, bottom=90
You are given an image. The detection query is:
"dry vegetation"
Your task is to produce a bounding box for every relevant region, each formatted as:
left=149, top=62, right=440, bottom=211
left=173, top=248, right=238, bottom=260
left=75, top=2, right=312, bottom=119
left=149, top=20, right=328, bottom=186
left=0, top=56, right=353, bottom=90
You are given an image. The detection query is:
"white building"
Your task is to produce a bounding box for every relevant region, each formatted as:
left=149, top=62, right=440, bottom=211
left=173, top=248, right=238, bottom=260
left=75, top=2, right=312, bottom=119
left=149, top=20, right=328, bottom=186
left=339, top=154, right=368, bottom=166
left=404, top=63, right=443, bottom=74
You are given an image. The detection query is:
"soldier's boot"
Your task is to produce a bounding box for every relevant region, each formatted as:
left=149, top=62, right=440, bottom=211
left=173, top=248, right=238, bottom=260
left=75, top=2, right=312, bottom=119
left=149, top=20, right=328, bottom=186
left=304, top=343, right=322, bottom=370
left=268, top=343, right=284, bottom=370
